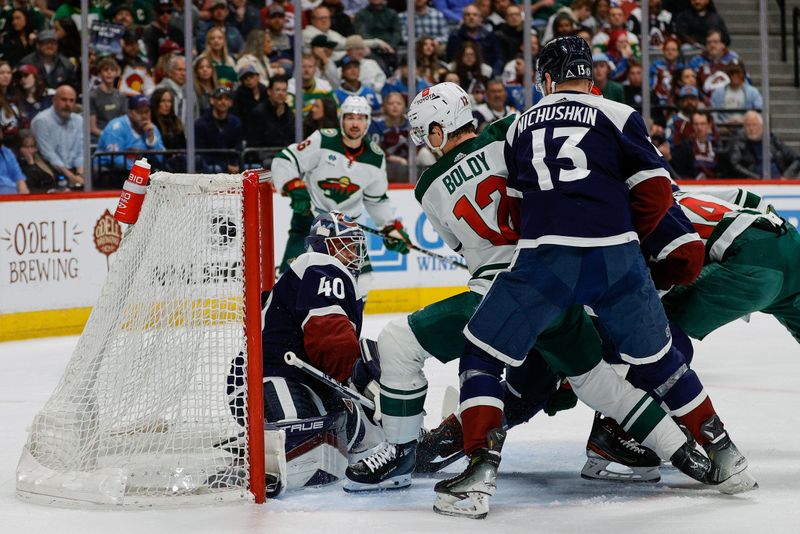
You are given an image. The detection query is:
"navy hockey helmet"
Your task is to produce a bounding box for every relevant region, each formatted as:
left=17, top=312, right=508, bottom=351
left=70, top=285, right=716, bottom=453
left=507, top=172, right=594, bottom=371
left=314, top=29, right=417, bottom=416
left=536, top=36, right=593, bottom=94
left=305, top=211, right=366, bottom=276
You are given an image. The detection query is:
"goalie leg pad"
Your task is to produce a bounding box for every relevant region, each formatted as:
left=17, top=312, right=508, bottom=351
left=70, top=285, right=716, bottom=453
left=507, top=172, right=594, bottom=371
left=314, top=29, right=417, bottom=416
left=276, top=413, right=350, bottom=489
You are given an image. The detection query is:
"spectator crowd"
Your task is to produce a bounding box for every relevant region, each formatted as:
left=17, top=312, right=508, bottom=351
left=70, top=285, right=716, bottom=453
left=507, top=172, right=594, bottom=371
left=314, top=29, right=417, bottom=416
left=1, top=0, right=799, bottom=194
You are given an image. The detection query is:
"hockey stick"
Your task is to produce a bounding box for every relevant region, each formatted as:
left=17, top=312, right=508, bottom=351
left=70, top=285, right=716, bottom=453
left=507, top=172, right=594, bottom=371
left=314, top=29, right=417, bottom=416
left=283, top=351, right=376, bottom=411
left=356, top=223, right=468, bottom=270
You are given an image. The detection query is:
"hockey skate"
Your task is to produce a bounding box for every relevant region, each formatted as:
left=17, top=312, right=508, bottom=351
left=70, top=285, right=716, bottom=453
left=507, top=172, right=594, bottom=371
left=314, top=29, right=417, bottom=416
left=581, top=413, right=661, bottom=482
left=433, top=428, right=505, bottom=520
left=343, top=441, right=416, bottom=492
left=416, top=414, right=466, bottom=473
left=701, top=415, right=758, bottom=494
left=669, top=441, right=715, bottom=485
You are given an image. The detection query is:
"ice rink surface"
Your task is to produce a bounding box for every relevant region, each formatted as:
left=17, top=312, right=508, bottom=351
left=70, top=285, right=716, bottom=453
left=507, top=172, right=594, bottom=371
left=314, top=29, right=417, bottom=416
left=1, top=312, right=799, bottom=534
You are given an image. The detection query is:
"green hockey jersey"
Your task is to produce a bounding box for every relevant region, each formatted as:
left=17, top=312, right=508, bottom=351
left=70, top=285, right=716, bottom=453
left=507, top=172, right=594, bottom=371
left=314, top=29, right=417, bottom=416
left=415, top=115, right=518, bottom=293
left=271, top=128, right=394, bottom=226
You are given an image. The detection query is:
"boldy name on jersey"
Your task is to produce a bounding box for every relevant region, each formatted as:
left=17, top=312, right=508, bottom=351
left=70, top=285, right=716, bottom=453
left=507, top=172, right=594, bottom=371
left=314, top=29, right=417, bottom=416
left=442, top=151, right=490, bottom=194
left=517, top=104, right=598, bottom=133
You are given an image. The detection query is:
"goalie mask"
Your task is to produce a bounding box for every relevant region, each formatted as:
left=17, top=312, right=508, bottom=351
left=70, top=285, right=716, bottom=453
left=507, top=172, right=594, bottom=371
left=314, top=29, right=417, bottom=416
left=408, top=82, right=476, bottom=154
left=305, top=211, right=366, bottom=276
left=339, top=95, right=371, bottom=139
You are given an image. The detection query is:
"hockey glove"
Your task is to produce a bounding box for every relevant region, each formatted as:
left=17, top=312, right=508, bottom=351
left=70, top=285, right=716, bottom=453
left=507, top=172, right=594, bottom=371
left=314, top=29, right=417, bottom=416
left=351, top=338, right=383, bottom=422
left=283, top=178, right=311, bottom=215
left=380, top=220, right=412, bottom=254
left=544, top=379, right=578, bottom=416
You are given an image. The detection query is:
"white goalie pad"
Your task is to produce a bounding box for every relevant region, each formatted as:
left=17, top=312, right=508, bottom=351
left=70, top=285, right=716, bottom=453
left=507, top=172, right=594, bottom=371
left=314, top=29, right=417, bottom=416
left=265, top=428, right=288, bottom=497
left=271, top=413, right=350, bottom=491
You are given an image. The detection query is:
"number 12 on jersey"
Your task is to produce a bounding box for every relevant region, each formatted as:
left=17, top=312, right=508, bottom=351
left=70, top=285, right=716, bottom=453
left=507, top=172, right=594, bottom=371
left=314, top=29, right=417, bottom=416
left=452, top=175, right=520, bottom=245
left=531, top=126, right=590, bottom=190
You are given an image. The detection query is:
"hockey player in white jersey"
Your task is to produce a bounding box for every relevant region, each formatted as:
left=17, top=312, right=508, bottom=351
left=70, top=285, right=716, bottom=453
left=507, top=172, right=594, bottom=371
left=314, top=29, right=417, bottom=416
left=344, top=83, right=726, bottom=508
left=271, top=95, right=412, bottom=280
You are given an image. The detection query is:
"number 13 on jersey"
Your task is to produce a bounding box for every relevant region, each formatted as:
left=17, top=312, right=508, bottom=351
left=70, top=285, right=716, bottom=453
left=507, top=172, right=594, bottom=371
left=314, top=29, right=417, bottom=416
left=530, top=126, right=590, bottom=190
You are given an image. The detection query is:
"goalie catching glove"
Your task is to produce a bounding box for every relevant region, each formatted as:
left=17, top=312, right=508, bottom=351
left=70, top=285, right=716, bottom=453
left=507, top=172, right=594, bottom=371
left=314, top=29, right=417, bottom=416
left=350, top=338, right=382, bottom=422
left=283, top=178, right=312, bottom=215
left=380, top=220, right=412, bottom=254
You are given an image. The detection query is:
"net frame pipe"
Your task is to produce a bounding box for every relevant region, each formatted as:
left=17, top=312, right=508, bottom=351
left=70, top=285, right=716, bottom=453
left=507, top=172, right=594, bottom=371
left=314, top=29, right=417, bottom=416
left=243, top=172, right=266, bottom=504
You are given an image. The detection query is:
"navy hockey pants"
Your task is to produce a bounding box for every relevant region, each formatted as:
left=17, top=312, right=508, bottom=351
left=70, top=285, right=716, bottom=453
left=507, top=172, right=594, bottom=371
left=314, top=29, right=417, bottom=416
left=464, top=242, right=673, bottom=366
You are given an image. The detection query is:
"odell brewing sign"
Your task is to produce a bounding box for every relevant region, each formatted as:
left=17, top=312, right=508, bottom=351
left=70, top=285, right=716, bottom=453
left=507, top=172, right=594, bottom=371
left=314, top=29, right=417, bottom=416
left=2, top=219, right=81, bottom=284
left=94, top=209, right=122, bottom=258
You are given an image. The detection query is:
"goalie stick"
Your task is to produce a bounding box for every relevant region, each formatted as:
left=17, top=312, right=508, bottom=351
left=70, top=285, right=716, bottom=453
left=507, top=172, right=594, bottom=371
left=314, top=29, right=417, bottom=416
left=356, top=223, right=468, bottom=270
left=283, top=351, right=376, bottom=411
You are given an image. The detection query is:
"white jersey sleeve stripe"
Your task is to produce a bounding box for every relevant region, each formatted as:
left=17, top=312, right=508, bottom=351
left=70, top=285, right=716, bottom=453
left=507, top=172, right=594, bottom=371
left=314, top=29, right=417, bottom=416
left=656, top=232, right=702, bottom=261
left=301, top=304, right=348, bottom=330
left=625, top=167, right=670, bottom=189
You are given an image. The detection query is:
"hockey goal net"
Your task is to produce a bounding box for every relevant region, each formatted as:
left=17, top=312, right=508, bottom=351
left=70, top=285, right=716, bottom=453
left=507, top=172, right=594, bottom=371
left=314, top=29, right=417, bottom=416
left=16, top=171, right=273, bottom=507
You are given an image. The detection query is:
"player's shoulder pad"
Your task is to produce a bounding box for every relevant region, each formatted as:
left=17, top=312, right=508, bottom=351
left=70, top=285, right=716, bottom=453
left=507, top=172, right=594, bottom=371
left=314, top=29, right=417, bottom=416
left=319, top=128, right=338, bottom=137
left=289, top=252, right=357, bottom=288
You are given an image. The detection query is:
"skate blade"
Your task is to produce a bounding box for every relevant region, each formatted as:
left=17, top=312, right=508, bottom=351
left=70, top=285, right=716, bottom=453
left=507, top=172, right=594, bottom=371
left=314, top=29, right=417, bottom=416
left=342, top=473, right=412, bottom=493
left=581, top=457, right=661, bottom=483
left=433, top=492, right=489, bottom=519
left=716, top=467, right=758, bottom=495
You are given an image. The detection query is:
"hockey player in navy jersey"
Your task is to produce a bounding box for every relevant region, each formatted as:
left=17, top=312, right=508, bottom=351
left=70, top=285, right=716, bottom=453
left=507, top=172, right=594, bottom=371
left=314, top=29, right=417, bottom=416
left=227, top=211, right=383, bottom=492
left=332, top=84, right=745, bottom=510
left=434, top=36, right=756, bottom=518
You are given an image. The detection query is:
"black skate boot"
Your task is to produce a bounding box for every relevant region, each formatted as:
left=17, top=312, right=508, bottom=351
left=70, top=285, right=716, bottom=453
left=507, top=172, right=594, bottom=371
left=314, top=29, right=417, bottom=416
left=669, top=442, right=715, bottom=484
left=433, top=428, right=505, bottom=520
left=581, top=412, right=661, bottom=482
left=700, top=415, right=758, bottom=494
left=343, top=441, right=416, bottom=492
left=416, top=413, right=466, bottom=473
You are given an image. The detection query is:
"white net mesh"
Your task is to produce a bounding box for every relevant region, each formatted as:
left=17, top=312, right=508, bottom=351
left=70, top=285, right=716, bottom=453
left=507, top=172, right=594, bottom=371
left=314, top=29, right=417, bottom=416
left=16, top=173, right=256, bottom=507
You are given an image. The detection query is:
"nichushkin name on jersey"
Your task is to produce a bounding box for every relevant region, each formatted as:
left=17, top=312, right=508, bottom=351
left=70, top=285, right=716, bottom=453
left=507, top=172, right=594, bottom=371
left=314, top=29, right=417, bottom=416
left=517, top=104, right=599, bottom=132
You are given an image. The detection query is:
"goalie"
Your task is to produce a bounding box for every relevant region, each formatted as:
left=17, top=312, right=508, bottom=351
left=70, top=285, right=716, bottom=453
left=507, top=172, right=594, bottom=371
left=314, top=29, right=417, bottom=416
left=227, top=211, right=383, bottom=494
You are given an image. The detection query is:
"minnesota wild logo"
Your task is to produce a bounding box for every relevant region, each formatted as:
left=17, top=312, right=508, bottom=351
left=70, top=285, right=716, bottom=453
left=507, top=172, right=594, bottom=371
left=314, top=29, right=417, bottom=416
left=318, top=177, right=360, bottom=203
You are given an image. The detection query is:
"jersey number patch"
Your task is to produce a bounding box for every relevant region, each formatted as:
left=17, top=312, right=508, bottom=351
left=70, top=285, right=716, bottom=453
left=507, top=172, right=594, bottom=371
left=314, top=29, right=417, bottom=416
left=452, top=175, right=520, bottom=245
left=531, top=126, right=591, bottom=190
left=678, top=196, right=733, bottom=238
left=318, top=277, right=346, bottom=299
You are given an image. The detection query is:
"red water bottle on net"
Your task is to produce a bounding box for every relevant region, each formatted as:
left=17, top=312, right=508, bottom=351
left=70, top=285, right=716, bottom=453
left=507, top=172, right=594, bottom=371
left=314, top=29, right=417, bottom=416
left=114, top=158, right=151, bottom=225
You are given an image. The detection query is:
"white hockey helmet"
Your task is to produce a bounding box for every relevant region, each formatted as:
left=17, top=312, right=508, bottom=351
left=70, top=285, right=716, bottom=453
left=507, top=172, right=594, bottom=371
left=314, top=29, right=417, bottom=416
left=339, top=95, right=372, bottom=132
left=408, top=82, right=476, bottom=153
